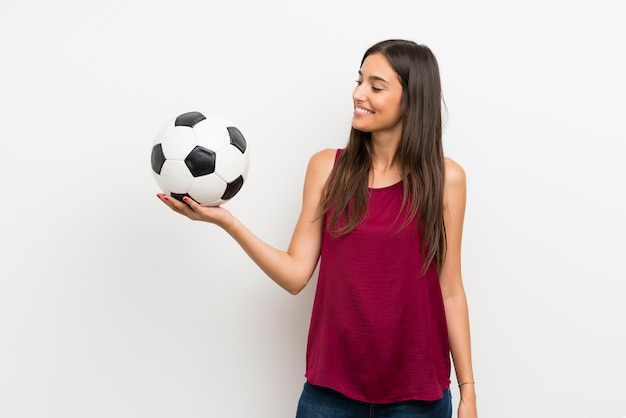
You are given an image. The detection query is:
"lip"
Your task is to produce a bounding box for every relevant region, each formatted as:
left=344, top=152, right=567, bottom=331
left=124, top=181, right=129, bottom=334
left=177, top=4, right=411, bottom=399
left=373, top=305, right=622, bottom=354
left=354, top=105, right=374, bottom=116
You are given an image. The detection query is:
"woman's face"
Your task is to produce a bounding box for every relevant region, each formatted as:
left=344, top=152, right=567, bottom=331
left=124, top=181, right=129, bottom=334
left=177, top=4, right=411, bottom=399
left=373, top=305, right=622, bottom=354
left=352, top=53, right=404, bottom=139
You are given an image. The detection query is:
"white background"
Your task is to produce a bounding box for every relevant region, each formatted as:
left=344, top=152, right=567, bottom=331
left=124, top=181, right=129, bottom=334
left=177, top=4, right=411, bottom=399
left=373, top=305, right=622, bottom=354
left=1, top=1, right=625, bottom=417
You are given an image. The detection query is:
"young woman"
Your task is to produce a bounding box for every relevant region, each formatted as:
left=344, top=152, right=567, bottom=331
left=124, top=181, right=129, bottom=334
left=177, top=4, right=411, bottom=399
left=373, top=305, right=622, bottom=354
left=157, top=39, right=477, bottom=418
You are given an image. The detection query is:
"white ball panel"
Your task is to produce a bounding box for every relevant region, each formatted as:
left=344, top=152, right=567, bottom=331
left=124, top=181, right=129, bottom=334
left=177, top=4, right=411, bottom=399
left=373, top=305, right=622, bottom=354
left=160, top=126, right=197, bottom=159
left=160, top=160, right=194, bottom=193
left=188, top=174, right=227, bottom=205
left=215, top=146, right=247, bottom=182
left=193, top=114, right=232, bottom=152
left=203, top=198, right=228, bottom=207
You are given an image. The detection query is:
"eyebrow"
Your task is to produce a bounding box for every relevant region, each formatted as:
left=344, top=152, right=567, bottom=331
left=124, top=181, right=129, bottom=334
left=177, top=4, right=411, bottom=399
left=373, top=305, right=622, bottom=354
left=358, top=70, right=390, bottom=84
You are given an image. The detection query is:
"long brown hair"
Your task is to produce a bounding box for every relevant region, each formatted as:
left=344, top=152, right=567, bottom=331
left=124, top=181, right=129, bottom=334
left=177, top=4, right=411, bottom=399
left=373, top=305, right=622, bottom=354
left=319, top=39, right=447, bottom=274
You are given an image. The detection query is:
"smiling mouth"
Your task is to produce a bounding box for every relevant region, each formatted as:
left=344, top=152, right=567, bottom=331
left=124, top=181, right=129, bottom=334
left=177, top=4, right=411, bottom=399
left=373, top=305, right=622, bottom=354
left=354, top=106, right=374, bottom=115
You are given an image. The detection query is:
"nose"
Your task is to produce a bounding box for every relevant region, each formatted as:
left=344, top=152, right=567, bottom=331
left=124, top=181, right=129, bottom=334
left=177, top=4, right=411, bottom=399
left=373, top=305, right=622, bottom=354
left=352, top=82, right=366, bottom=102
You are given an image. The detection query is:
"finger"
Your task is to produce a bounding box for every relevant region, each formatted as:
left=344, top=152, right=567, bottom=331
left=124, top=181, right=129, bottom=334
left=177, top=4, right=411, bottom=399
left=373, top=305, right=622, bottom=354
left=181, top=196, right=202, bottom=211
left=157, top=193, right=189, bottom=213
left=156, top=193, right=172, bottom=205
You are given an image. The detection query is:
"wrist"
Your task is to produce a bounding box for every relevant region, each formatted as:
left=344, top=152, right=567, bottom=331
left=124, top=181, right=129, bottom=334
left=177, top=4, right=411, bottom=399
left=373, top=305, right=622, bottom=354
left=216, top=210, right=238, bottom=230
left=458, top=382, right=476, bottom=400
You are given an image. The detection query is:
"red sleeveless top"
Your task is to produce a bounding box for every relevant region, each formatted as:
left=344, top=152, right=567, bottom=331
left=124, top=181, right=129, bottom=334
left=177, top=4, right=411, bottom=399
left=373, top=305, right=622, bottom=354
left=304, top=149, right=450, bottom=403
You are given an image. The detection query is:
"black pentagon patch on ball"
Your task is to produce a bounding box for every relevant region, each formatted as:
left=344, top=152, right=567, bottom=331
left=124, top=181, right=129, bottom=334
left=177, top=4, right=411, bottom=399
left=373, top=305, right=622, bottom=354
left=227, top=127, right=247, bottom=153
left=185, top=146, right=216, bottom=177
left=222, top=175, right=244, bottom=200
left=175, top=111, right=206, bottom=128
left=151, top=143, right=166, bottom=174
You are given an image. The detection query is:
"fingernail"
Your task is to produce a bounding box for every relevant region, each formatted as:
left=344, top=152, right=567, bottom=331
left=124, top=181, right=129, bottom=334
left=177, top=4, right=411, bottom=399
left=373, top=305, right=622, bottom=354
left=163, top=196, right=169, bottom=201
left=182, top=197, right=189, bottom=202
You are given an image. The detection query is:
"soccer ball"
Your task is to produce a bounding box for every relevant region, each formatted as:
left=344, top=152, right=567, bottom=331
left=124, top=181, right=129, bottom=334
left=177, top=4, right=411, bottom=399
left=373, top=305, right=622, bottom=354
left=151, top=111, right=250, bottom=206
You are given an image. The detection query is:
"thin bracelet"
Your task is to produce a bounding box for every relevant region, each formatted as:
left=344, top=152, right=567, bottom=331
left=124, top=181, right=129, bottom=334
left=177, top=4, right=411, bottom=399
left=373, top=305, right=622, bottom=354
left=458, top=381, right=475, bottom=387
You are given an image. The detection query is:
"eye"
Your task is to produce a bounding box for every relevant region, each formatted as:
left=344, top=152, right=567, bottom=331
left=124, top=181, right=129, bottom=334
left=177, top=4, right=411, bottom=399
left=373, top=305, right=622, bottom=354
left=371, top=86, right=382, bottom=92
left=355, top=79, right=362, bottom=85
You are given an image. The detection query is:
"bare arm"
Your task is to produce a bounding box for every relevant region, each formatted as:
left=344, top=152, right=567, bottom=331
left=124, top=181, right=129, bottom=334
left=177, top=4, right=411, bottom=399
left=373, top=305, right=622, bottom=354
left=439, top=158, right=477, bottom=418
left=157, top=149, right=336, bottom=295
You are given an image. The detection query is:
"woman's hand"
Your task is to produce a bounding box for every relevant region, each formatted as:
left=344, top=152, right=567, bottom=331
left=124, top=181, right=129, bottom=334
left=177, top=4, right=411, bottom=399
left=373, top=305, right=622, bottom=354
left=458, top=396, right=478, bottom=418
left=156, top=193, right=233, bottom=228
left=457, top=380, right=477, bottom=417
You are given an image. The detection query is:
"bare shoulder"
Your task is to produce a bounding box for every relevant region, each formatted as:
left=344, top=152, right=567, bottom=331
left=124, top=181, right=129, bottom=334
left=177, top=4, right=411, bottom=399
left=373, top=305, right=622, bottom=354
left=444, top=157, right=466, bottom=189
left=299, top=148, right=337, bottom=214
left=306, top=148, right=337, bottom=184
left=443, top=157, right=467, bottom=212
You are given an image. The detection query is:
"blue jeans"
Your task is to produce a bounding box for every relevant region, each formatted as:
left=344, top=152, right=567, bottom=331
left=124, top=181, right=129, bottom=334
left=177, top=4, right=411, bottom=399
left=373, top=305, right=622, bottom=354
left=296, top=382, right=452, bottom=418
